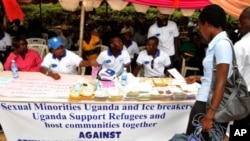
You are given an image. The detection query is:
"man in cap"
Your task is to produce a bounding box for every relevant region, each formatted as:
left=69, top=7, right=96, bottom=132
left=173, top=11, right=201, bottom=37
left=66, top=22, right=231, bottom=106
left=40, top=37, right=97, bottom=80
left=148, top=11, right=180, bottom=70
left=120, top=27, right=139, bottom=71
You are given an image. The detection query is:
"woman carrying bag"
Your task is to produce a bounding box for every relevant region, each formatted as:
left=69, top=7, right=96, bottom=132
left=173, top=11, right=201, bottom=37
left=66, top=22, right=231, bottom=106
left=185, top=4, right=233, bottom=140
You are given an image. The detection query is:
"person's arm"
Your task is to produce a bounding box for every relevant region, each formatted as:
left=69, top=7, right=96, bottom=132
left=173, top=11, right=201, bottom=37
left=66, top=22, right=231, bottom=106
left=40, top=66, right=61, bottom=80
left=33, top=51, right=43, bottom=72
left=79, top=59, right=97, bottom=67
left=4, top=53, right=18, bottom=70
left=133, top=64, right=142, bottom=77
left=201, top=63, right=229, bottom=131
left=185, top=75, right=201, bottom=84
left=124, top=64, right=131, bottom=72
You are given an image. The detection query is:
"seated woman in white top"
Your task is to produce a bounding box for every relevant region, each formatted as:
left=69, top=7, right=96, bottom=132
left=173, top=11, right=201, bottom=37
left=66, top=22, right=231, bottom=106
left=133, top=36, right=171, bottom=77
left=40, top=37, right=97, bottom=80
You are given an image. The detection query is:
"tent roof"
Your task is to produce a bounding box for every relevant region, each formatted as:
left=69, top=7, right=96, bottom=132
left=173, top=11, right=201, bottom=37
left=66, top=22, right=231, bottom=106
left=16, top=0, right=250, bottom=18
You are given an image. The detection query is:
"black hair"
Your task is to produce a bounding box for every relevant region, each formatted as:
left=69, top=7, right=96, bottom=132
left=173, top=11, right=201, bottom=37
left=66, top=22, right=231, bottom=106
left=108, top=34, right=121, bottom=45
left=146, top=36, right=159, bottom=45
left=12, top=36, right=27, bottom=49
left=199, top=4, right=227, bottom=30
left=242, top=7, right=250, bottom=19
left=189, top=32, right=200, bottom=40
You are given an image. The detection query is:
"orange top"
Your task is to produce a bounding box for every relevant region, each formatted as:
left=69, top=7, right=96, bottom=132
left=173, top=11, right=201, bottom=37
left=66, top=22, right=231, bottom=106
left=79, top=35, right=101, bottom=61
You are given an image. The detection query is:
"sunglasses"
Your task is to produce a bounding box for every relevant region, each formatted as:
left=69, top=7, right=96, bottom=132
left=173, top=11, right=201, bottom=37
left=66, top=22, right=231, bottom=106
left=151, top=59, right=154, bottom=69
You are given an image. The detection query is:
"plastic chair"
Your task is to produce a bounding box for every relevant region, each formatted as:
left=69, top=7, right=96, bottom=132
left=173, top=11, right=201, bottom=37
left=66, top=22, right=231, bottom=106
left=0, top=62, right=3, bottom=71
left=42, top=33, right=49, bottom=44
left=137, top=67, right=144, bottom=77
left=181, top=56, right=200, bottom=77
left=28, top=44, right=49, bottom=59
left=26, top=38, right=47, bottom=45
left=139, top=46, right=146, bottom=51
left=101, top=45, right=109, bottom=51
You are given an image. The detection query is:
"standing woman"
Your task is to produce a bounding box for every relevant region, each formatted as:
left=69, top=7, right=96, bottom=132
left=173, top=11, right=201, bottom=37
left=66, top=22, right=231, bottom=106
left=4, top=36, right=42, bottom=72
left=185, top=4, right=233, bottom=136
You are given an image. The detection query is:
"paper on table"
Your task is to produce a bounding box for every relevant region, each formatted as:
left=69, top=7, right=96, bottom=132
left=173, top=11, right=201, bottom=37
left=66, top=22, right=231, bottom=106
left=167, top=68, right=186, bottom=83
left=0, top=77, right=80, bottom=98
left=0, top=77, right=12, bottom=88
left=179, top=82, right=201, bottom=92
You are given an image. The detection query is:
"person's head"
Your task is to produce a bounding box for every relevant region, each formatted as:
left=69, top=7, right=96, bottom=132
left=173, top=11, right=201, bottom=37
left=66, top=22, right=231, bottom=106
left=120, top=27, right=131, bottom=41
left=146, top=36, right=159, bottom=54
left=12, top=36, right=28, bottom=54
left=190, top=32, right=200, bottom=45
left=83, top=25, right=92, bottom=40
left=12, top=19, right=21, bottom=26
left=48, top=37, right=65, bottom=58
left=109, top=34, right=123, bottom=52
left=198, top=4, right=226, bottom=42
left=61, top=24, right=71, bottom=37
left=238, top=7, right=250, bottom=36
left=156, top=11, right=169, bottom=27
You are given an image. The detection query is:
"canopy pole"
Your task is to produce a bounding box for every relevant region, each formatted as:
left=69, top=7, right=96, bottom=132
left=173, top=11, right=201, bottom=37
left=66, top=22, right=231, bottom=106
left=78, top=1, right=85, bottom=74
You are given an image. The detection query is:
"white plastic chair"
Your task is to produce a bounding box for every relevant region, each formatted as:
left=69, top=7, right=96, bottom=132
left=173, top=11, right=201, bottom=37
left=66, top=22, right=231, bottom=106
left=0, top=62, right=3, bottom=71
left=42, top=33, right=49, bottom=44
left=139, top=46, right=146, bottom=51
left=26, top=38, right=47, bottom=45
left=101, top=45, right=109, bottom=51
left=28, top=44, right=49, bottom=59
left=181, top=56, right=200, bottom=77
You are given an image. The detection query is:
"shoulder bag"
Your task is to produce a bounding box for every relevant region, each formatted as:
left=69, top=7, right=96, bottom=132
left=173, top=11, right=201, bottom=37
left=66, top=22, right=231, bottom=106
left=207, top=39, right=250, bottom=123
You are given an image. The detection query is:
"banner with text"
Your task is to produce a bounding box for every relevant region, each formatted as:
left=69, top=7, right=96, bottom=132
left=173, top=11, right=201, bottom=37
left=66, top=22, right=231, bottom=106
left=0, top=102, right=193, bottom=141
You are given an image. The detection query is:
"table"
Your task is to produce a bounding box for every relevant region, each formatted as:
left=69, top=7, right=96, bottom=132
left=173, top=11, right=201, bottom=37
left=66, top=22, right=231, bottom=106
left=0, top=71, right=195, bottom=141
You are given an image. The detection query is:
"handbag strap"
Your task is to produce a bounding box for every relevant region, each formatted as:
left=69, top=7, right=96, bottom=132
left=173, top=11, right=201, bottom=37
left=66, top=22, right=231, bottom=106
left=210, top=38, right=242, bottom=110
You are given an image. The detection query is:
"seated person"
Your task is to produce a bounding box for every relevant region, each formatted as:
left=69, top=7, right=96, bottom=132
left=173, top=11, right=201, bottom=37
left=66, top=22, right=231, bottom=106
left=133, top=36, right=171, bottom=77
left=79, top=25, right=101, bottom=75
left=96, top=34, right=131, bottom=76
left=120, top=27, right=139, bottom=72
left=4, top=36, right=42, bottom=71
left=40, top=37, right=97, bottom=80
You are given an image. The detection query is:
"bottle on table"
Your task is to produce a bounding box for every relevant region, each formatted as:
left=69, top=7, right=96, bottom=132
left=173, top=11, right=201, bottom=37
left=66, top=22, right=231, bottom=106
left=121, top=67, right=128, bottom=86
left=73, top=81, right=82, bottom=95
left=11, top=60, right=19, bottom=78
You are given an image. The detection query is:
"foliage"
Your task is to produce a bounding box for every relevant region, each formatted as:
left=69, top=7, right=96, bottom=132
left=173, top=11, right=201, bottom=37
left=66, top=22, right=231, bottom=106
left=20, top=2, right=238, bottom=30
left=21, top=3, right=80, bottom=27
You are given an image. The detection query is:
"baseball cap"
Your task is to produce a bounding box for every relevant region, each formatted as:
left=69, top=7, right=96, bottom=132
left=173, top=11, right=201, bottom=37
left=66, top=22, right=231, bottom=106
left=120, top=27, right=131, bottom=34
left=61, top=24, right=70, bottom=30
left=48, top=37, right=64, bottom=50
left=157, top=11, right=169, bottom=19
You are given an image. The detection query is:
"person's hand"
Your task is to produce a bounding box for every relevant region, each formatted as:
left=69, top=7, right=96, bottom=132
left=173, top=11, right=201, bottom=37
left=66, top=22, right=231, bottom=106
left=200, top=116, right=213, bottom=132
left=90, top=60, right=98, bottom=67
left=174, top=54, right=182, bottom=63
left=185, top=76, right=197, bottom=84
left=13, top=49, right=21, bottom=55
left=50, top=72, right=61, bottom=80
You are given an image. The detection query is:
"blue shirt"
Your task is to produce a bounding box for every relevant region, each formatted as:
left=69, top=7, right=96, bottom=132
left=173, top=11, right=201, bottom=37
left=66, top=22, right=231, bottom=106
left=197, top=31, right=233, bottom=102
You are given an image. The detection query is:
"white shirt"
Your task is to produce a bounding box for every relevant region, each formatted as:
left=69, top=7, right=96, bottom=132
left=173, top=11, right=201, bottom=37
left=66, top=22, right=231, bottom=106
left=97, top=49, right=131, bottom=76
left=147, top=21, right=179, bottom=56
left=123, top=41, right=139, bottom=58
left=41, top=49, right=82, bottom=74
left=136, top=49, right=171, bottom=77
left=0, top=32, right=12, bottom=51
left=234, top=32, right=250, bottom=91
left=197, top=31, right=233, bottom=102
